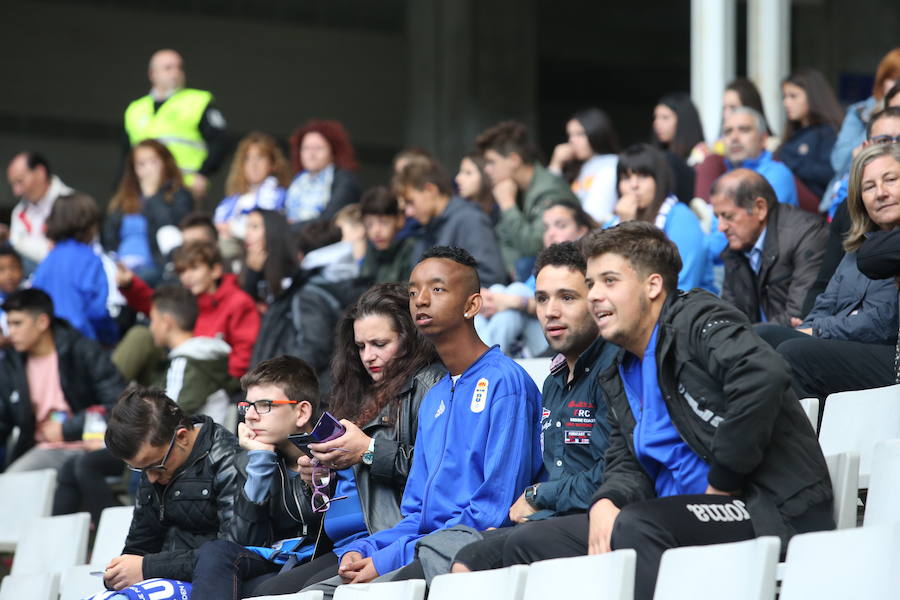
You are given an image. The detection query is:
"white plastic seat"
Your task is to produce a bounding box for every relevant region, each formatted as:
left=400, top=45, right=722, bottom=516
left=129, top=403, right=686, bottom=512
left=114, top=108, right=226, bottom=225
left=514, top=358, right=551, bottom=390
left=825, top=451, right=860, bottom=529
left=0, top=468, right=56, bottom=552
left=798, top=397, right=819, bottom=431
left=11, top=512, right=91, bottom=577
left=430, top=565, right=529, bottom=600
left=525, top=551, right=635, bottom=600
left=653, top=536, right=779, bottom=600
left=334, top=579, right=426, bottom=600
left=245, top=592, right=324, bottom=600
left=780, top=524, right=900, bottom=599
left=90, top=505, right=135, bottom=566
left=864, top=438, right=900, bottom=526
left=59, top=566, right=105, bottom=600
left=819, top=383, right=900, bottom=488
left=0, top=573, right=59, bottom=600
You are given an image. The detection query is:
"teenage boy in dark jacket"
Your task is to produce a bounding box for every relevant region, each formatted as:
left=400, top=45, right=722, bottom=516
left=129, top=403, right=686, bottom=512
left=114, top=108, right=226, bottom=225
left=189, top=356, right=319, bottom=599
left=498, top=222, right=834, bottom=600
left=0, top=288, right=125, bottom=472
left=101, top=387, right=240, bottom=590
left=395, top=157, right=507, bottom=286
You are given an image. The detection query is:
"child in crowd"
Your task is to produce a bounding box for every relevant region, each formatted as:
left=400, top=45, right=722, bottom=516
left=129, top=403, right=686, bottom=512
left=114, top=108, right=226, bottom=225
left=359, top=186, right=416, bottom=284
left=0, top=245, right=25, bottom=342
left=334, top=203, right=367, bottom=263
left=117, top=240, right=260, bottom=379
left=189, top=356, right=320, bottom=599
left=214, top=131, right=291, bottom=240
left=32, top=192, right=119, bottom=344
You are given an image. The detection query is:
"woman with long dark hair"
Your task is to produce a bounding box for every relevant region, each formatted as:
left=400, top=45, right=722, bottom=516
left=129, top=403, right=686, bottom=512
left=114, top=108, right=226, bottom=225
left=104, top=139, right=193, bottom=286
left=650, top=93, right=701, bottom=203
left=455, top=152, right=497, bottom=221
left=611, top=144, right=712, bottom=291
left=250, top=282, right=444, bottom=596
left=777, top=68, right=845, bottom=199
left=241, top=208, right=297, bottom=308
left=549, top=107, right=621, bottom=225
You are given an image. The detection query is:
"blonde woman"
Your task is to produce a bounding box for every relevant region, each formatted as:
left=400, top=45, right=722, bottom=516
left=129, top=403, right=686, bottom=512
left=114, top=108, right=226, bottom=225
left=214, top=131, right=291, bottom=239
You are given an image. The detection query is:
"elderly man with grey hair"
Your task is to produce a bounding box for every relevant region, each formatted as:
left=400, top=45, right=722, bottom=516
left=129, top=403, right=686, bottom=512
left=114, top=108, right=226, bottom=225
left=723, top=107, right=799, bottom=207
left=712, top=168, right=827, bottom=326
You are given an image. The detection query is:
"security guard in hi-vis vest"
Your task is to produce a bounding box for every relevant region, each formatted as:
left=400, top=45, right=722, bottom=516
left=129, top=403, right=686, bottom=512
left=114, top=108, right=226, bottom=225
left=123, top=49, right=227, bottom=200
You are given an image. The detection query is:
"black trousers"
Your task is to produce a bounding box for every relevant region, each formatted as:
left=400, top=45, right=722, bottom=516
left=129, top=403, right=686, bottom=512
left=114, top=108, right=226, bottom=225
left=501, top=495, right=831, bottom=600
left=53, top=448, right=124, bottom=524
left=190, top=539, right=280, bottom=600
left=249, top=551, right=339, bottom=597
left=755, top=324, right=895, bottom=402
left=453, top=527, right=516, bottom=571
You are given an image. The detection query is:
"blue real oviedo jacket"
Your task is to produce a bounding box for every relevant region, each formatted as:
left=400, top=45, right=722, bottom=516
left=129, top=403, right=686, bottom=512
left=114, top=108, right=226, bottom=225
left=342, top=345, right=544, bottom=575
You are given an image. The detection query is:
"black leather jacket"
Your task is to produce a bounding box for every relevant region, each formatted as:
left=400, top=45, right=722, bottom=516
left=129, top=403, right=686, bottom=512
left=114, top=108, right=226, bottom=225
left=122, top=416, right=241, bottom=581
left=592, top=290, right=833, bottom=545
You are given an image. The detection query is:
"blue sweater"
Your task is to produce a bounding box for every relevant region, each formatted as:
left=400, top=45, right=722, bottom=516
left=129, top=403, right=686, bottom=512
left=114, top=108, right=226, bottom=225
left=342, top=345, right=544, bottom=575
left=32, top=239, right=117, bottom=343
left=661, top=202, right=712, bottom=291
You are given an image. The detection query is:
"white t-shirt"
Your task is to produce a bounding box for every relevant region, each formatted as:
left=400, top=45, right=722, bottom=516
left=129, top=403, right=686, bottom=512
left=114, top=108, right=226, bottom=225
left=572, top=154, right=618, bottom=226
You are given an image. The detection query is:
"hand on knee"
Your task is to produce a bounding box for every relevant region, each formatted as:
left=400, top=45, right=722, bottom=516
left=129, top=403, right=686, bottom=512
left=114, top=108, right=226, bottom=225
left=450, top=562, right=471, bottom=574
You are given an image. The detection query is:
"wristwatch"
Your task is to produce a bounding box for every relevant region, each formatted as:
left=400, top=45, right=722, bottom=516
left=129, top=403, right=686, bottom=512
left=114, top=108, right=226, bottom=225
left=524, top=484, right=540, bottom=508
left=362, top=438, right=376, bottom=466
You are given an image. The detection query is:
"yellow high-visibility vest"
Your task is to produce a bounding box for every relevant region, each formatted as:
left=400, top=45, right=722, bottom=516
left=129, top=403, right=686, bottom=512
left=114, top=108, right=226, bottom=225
left=124, top=88, right=212, bottom=185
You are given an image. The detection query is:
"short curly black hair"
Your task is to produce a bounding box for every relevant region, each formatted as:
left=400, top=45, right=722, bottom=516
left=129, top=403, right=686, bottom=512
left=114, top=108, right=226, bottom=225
left=419, top=246, right=480, bottom=294
left=534, top=241, right=587, bottom=276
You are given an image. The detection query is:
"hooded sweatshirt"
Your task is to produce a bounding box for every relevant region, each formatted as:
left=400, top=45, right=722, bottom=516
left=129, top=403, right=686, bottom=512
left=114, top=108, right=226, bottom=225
left=161, top=336, right=232, bottom=424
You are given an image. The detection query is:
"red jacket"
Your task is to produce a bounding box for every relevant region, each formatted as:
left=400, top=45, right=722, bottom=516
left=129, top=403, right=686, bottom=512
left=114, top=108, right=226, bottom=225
left=121, top=273, right=260, bottom=377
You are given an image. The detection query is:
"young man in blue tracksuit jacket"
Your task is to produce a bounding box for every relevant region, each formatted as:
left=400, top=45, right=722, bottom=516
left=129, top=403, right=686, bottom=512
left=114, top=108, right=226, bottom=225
left=299, top=246, right=543, bottom=595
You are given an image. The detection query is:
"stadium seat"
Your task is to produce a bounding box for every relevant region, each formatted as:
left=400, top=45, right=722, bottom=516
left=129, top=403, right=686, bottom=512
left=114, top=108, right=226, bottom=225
left=59, top=506, right=135, bottom=600
left=10, top=512, right=91, bottom=577
left=90, top=505, right=135, bottom=566
left=798, top=397, right=819, bottom=431
left=245, top=592, right=324, bottom=600
left=0, top=573, right=59, bottom=600
left=864, top=438, right=900, bottom=527
left=779, top=524, right=900, bottom=599
left=0, top=468, right=56, bottom=552
left=334, top=579, right=426, bottom=600
left=818, top=383, right=900, bottom=488
left=825, top=452, right=860, bottom=529
left=524, top=551, right=635, bottom=600
left=514, top=358, right=551, bottom=390
left=430, top=565, right=529, bottom=600
left=653, top=536, right=779, bottom=600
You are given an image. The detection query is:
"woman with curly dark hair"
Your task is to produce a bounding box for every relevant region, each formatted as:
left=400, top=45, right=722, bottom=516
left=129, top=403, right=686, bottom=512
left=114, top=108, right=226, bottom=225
left=285, top=119, right=362, bottom=224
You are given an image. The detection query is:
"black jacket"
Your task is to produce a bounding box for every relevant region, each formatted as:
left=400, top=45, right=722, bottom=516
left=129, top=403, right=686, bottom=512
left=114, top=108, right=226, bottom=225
left=122, top=416, right=241, bottom=582
left=102, top=187, right=194, bottom=268
left=721, top=203, right=827, bottom=325
left=592, top=290, right=832, bottom=544
left=857, top=227, right=900, bottom=279
left=0, top=319, right=126, bottom=465
left=230, top=362, right=445, bottom=548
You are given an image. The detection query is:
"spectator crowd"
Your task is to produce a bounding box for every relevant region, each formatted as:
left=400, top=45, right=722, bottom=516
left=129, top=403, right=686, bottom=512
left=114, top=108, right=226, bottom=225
left=2, top=46, right=900, bottom=600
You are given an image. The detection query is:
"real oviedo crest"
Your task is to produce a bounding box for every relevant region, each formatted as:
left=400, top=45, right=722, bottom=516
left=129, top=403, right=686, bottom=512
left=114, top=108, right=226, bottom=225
left=471, top=378, right=489, bottom=413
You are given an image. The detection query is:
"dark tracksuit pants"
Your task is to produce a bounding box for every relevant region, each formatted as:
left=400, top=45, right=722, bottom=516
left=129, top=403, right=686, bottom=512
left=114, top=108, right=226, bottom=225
left=499, top=495, right=833, bottom=600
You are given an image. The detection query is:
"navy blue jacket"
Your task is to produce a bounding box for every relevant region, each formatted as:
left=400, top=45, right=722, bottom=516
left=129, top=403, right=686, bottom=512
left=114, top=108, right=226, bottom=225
left=802, top=252, right=898, bottom=344
left=777, top=124, right=836, bottom=199
left=533, top=337, right=620, bottom=514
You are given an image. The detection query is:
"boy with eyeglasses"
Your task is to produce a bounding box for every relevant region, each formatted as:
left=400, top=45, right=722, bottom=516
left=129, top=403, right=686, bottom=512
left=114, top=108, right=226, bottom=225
left=100, top=386, right=241, bottom=592
left=188, top=355, right=325, bottom=599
